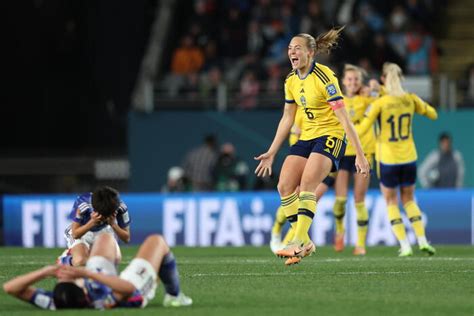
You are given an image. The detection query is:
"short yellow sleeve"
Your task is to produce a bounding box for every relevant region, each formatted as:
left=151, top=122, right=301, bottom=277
left=321, top=70, right=343, bottom=102
left=284, top=79, right=295, bottom=104
left=411, top=93, right=438, bottom=120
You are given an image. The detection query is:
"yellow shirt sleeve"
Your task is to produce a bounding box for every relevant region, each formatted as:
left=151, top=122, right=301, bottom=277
left=284, top=78, right=295, bottom=104
left=322, top=75, right=344, bottom=102
left=411, top=93, right=438, bottom=120
left=356, top=101, right=381, bottom=136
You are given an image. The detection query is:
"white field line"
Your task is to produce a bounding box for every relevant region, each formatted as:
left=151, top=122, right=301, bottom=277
left=188, top=270, right=474, bottom=278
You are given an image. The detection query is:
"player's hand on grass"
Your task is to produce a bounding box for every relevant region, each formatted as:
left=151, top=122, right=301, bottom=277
left=254, top=152, right=274, bottom=177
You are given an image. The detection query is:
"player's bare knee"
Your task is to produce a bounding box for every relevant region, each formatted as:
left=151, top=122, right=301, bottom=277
left=277, top=181, right=294, bottom=197
left=72, top=255, right=88, bottom=266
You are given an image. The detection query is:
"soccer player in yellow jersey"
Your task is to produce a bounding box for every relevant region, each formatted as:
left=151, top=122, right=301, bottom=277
left=356, top=63, right=437, bottom=257
left=332, top=64, right=376, bottom=256
left=270, top=107, right=336, bottom=253
left=255, top=28, right=370, bottom=266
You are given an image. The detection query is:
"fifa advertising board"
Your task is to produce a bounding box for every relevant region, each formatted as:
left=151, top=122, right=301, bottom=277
left=2, top=190, right=473, bottom=247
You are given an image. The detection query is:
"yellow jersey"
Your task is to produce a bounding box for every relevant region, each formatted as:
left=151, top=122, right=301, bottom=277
left=289, top=107, right=304, bottom=146
left=356, top=93, right=438, bottom=164
left=344, top=95, right=375, bottom=156
left=284, top=62, right=345, bottom=141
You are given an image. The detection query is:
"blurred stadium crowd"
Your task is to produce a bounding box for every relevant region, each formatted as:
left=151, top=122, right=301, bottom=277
left=156, top=0, right=446, bottom=109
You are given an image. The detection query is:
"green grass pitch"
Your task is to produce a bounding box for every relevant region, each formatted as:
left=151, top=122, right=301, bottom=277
left=0, top=246, right=473, bottom=315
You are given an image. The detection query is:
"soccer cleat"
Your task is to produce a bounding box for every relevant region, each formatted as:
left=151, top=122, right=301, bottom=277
left=303, top=240, right=316, bottom=257
left=270, top=233, right=284, bottom=254
left=420, top=244, right=436, bottom=256
left=334, top=233, right=345, bottom=252
left=353, top=246, right=366, bottom=256
left=398, top=248, right=413, bottom=257
left=284, top=257, right=301, bottom=266
left=276, top=242, right=305, bottom=258
left=163, top=292, right=193, bottom=307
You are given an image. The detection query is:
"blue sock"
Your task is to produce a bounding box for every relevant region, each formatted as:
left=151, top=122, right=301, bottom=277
left=158, top=252, right=180, bottom=296
left=60, top=255, right=73, bottom=266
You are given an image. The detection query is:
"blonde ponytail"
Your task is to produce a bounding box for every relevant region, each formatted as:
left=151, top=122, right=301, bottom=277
left=383, top=62, right=405, bottom=96
left=296, top=26, right=345, bottom=57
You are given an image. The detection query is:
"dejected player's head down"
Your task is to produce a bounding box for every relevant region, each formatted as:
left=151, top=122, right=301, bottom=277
left=91, top=186, right=120, bottom=218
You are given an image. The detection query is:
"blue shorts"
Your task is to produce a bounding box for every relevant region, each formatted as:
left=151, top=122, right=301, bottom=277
left=339, top=154, right=374, bottom=173
left=339, top=155, right=356, bottom=172
left=322, top=174, right=335, bottom=187
left=378, top=161, right=417, bottom=188
left=289, top=136, right=346, bottom=172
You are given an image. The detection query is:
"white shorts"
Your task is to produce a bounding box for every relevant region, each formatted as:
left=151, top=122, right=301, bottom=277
left=120, top=258, right=157, bottom=307
left=65, top=225, right=115, bottom=249
left=64, top=225, right=122, bottom=261
left=86, top=256, right=117, bottom=276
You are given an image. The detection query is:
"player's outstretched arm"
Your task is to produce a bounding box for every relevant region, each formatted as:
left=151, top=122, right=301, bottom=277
left=57, top=265, right=135, bottom=298
left=3, top=265, right=58, bottom=302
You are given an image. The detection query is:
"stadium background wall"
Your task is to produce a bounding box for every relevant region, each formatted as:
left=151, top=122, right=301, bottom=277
left=129, top=110, right=474, bottom=191
left=3, top=190, right=473, bottom=247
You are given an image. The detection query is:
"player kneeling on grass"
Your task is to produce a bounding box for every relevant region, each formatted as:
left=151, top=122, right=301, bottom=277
left=3, top=233, right=192, bottom=309
left=58, top=186, right=131, bottom=266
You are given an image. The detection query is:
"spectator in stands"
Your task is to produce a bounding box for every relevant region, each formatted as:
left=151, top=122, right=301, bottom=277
left=214, top=143, right=249, bottom=191
left=369, top=33, right=405, bottom=71
left=171, top=35, right=204, bottom=75
left=419, top=132, right=465, bottom=188
left=238, top=70, right=260, bottom=110
left=300, top=0, right=328, bottom=37
left=200, top=66, right=223, bottom=101
left=182, top=134, right=218, bottom=191
left=161, top=166, right=189, bottom=193
left=405, top=23, right=438, bottom=75
left=459, top=63, right=474, bottom=107
left=387, top=5, right=409, bottom=60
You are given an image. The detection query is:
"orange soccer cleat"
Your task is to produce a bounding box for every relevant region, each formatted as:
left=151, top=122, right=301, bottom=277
left=284, top=257, right=301, bottom=265
left=353, top=246, right=366, bottom=256
left=276, top=240, right=315, bottom=258
left=334, top=233, right=345, bottom=252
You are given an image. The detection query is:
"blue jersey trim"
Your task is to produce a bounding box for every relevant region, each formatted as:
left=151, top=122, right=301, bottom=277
left=327, top=96, right=343, bottom=102
left=296, top=62, right=315, bottom=80
left=285, top=99, right=295, bottom=103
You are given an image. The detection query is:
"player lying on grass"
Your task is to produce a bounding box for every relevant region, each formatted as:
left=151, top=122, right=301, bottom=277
left=58, top=186, right=131, bottom=266
left=3, top=233, right=192, bottom=309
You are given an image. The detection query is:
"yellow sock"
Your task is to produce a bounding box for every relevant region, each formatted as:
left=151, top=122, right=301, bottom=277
left=355, top=202, right=369, bottom=248
left=280, top=191, right=299, bottom=228
left=404, top=201, right=425, bottom=237
left=333, top=196, right=347, bottom=234
left=282, top=227, right=295, bottom=245
left=387, top=204, right=407, bottom=241
left=294, top=191, right=317, bottom=244
left=272, top=206, right=287, bottom=235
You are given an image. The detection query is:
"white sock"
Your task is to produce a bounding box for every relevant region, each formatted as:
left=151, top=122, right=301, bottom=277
left=417, top=236, right=428, bottom=247
left=399, top=239, right=412, bottom=252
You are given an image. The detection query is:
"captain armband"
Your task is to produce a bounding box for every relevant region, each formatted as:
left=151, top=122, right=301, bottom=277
left=329, top=99, right=344, bottom=110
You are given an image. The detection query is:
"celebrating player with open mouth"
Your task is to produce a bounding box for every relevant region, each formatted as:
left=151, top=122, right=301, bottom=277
left=255, top=27, right=369, bottom=265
